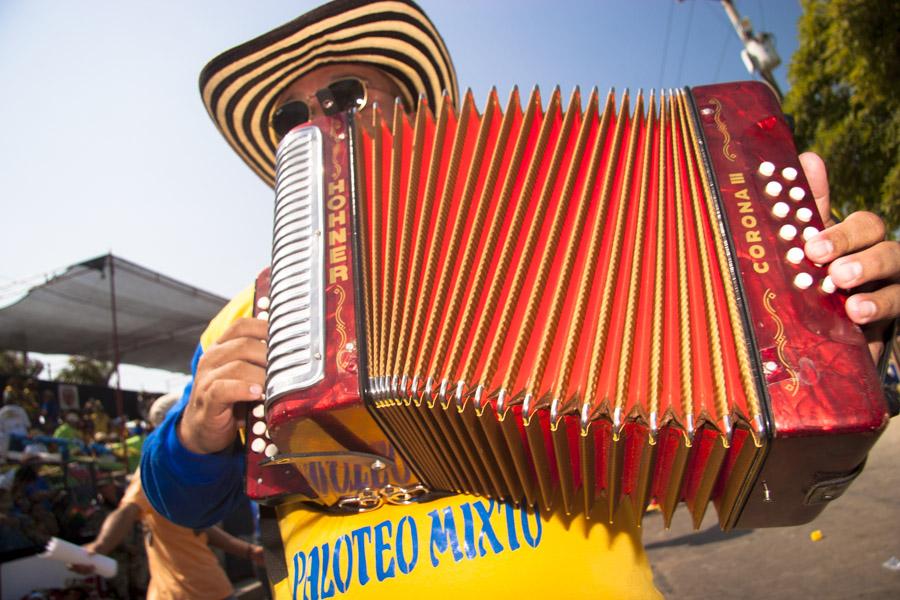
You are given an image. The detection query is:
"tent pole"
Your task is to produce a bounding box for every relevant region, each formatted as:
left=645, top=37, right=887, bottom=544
left=107, top=254, right=129, bottom=470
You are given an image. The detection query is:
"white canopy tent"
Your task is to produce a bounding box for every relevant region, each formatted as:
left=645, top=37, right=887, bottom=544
left=0, top=254, right=227, bottom=373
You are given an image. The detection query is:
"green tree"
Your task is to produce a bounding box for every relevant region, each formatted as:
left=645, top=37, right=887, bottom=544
left=0, top=350, right=44, bottom=379
left=56, top=356, right=114, bottom=386
left=784, top=0, right=899, bottom=233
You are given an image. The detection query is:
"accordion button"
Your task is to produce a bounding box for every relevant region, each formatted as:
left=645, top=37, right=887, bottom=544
left=789, top=186, right=806, bottom=201
left=758, top=161, right=776, bottom=177
left=257, top=311, right=269, bottom=321
left=772, top=201, right=790, bottom=218
left=250, top=438, right=266, bottom=453
left=803, top=226, right=820, bottom=241
left=796, top=207, right=813, bottom=223
left=782, top=166, right=798, bottom=181
left=265, top=444, right=278, bottom=458
left=786, top=247, right=805, bottom=264
left=252, top=404, right=265, bottom=418
left=256, top=296, right=271, bottom=311
left=765, top=180, right=783, bottom=197
left=821, top=276, right=836, bottom=294
left=779, top=224, right=798, bottom=240
left=794, top=272, right=814, bottom=289
left=252, top=421, right=267, bottom=436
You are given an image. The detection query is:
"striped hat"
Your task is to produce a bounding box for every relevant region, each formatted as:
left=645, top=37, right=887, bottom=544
left=200, top=0, right=458, bottom=187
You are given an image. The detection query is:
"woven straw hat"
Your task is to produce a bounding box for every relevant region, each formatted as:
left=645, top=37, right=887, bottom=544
left=199, top=0, right=458, bottom=186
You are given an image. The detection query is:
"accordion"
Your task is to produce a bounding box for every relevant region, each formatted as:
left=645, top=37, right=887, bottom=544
left=244, top=81, right=888, bottom=530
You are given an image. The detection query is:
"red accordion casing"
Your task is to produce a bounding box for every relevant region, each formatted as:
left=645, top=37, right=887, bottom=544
left=244, top=81, right=888, bottom=529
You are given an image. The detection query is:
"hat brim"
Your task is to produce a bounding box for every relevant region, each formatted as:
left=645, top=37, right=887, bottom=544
left=200, top=0, right=458, bottom=187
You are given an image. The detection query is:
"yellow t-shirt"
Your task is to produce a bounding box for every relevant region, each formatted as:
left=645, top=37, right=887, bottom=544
left=272, top=495, right=660, bottom=599
left=213, top=284, right=662, bottom=599
left=122, top=471, right=234, bottom=600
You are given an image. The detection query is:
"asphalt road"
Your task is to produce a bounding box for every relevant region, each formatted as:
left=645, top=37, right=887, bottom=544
left=643, top=417, right=900, bottom=599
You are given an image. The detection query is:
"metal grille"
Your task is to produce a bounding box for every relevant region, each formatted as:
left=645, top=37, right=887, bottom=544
left=265, top=126, right=325, bottom=402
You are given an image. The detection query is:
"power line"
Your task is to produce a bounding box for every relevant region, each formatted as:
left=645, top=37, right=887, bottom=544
left=757, top=0, right=768, bottom=31
left=675, top=0, right=696, bottom=84
left=658, top=0, right=676, bottom=87
left=712, top=22, right=732, bottom=81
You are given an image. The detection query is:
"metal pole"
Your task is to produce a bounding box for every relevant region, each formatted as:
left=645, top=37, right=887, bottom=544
left=107, top=254, right=129, bottom=470
left=720, top=0, right=749, bottom=43
left=720, top=0, right=783, bottom=102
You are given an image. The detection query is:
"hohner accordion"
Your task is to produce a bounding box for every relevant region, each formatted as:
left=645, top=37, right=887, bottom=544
left=244, top=81, right=888, bottom=530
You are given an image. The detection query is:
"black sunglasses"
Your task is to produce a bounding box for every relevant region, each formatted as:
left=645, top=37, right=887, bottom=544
left=272, top=78, right=367, bottom=139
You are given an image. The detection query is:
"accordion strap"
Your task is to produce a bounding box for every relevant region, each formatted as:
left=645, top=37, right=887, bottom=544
left=259, top=504, right=288, bottom=586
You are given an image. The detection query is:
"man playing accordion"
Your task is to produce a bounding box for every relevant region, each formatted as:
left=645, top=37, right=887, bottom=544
left=141, top=1, right=900, bottom=598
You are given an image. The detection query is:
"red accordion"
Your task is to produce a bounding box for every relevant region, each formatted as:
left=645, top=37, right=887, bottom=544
left=244, top=81, right=888, bottom=529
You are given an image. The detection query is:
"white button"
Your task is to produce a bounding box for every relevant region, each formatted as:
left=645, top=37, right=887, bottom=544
left=765, top=181, right=783, bottom=197
left=796, top=207, right=813, bottom=223
left=258, top=311, right=269, bottom=321
left=251, top=438, right=266, bottom=453
left=789, top=186, right=806, bottom=201
left=256, top=296, right=270, bottom=310
left=764, top=361, right=779, bottom=374
left=786, top=247, right=805, bottom=264
left=265, top=444, right=278, bottom=458
left=252, top=404, right=265, bottom=418
left=803, top=226, right=819, bottom=241
left=772, top=202, right=790, bottom=218
left=779, top=224, right=797, bottom=240
left=782, top=167, right=798, bottom=181
left=758, top=161, right=776, bottom=177
left=252, top=421, right=266, bottom=436
left=794, top=272, right=814, bottom=289
left=821, top=276, right=836, bottom=294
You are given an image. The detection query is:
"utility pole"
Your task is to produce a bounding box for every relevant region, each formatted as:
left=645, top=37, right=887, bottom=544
left=720, top=0, right=783, bottom=102
left=107, top=253, right=129, bottom=471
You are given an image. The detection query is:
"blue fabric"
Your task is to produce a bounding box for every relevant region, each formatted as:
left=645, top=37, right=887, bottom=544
left=140, top=343, right=248, bottom=528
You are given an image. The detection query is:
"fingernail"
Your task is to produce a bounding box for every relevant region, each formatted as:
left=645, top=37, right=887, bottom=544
left=848, top=297, right=876, bottom=321
left=805, top=238, right=833, bottom=262
left=250, top=384, right=263, bottom=397
left=830, top=260, right=862, bottom=286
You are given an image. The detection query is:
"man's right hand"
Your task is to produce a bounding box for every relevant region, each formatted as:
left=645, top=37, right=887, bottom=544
left=178, top=318, right=268, bottom=454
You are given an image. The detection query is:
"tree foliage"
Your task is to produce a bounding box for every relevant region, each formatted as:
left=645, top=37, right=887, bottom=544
left=784, top=0, right=899, bottom=233
left=56, top=356, right=114, bottom=386
left=0, top=350, right=44, bottom=379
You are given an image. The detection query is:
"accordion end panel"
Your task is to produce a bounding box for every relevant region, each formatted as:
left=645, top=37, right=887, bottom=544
left=690, top=82, right=888, bottom=528
left=244, top=119, right=427, bottom=511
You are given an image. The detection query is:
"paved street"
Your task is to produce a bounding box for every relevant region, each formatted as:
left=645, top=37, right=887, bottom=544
left=644, top=417, right=900, bottom=599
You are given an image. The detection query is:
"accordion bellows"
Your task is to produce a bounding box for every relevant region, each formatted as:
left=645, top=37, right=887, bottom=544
left=361, top=85, right=760, bottom=526
left=247, top=82, right=887, bottom=530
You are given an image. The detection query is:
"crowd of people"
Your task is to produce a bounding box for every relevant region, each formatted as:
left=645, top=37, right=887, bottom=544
left=1, top=379, right=141, bottom=556
left=0, top=379, right=263, bottom=599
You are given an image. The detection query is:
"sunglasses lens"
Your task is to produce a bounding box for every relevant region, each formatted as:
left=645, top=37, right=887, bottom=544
left=272, top=100, right=310, bottom=139
left=329, top=79, right=366, bottom=111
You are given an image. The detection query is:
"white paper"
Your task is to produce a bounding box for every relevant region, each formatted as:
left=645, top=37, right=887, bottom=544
left=40, top=537, right=118, bottom=578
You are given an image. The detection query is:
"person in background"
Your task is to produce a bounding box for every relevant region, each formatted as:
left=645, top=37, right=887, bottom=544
left=72, top=395, right=264, bottom=599
left=2, top=377, right=21, bottom=405
left=0, top=401, right=30, bottom=444
left=39, top=389, right=60, bottom=434
left=85, top=399, right=110, bottom=436
left=19, top=379, right=41, bottom=424
left=53, top=411, right=84, bottom=444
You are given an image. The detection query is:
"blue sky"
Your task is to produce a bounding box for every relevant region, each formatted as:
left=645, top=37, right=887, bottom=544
left=0, top=0, right=803, bottom=390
